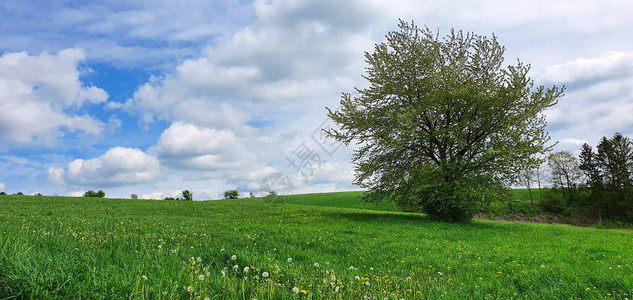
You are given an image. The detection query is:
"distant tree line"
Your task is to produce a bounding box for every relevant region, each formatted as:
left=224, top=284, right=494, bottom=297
left=526, top=133, right=633, bottom=223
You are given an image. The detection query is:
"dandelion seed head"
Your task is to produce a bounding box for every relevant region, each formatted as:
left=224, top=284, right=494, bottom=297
left=231, top=255, right=237, bottom=261
left=292, top=287, right=300, bottom=293
left=262, top=272, right=269, bottom=278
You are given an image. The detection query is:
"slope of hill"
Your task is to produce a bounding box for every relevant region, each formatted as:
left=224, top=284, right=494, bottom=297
left=0, top=194, right=631, bottom=299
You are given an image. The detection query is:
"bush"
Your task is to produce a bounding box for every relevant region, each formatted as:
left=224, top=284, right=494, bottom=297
left=131, top=194, right=138, bottom=200
left=542, top=189, right=567, bottom=214
left=224, top=190, right=239, bottom=199
left=84, top=190, right=105, bottom=198
left=0, top=192, right=6, bottom=195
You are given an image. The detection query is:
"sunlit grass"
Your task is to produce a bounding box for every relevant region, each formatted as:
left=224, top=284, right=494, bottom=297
left=0, top=194, right=631, bottom=299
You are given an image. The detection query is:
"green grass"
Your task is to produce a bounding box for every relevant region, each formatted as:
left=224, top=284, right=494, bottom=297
left=279, top=191, right=395, bottom=211
left=0, top=194, right=631, bottom=299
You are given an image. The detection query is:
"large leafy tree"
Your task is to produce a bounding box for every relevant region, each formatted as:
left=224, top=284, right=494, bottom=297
left=326, top=21, right=563, bottom=222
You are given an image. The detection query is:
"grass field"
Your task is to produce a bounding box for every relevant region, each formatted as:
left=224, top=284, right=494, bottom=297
left=1, top=193, right=631, bottom=299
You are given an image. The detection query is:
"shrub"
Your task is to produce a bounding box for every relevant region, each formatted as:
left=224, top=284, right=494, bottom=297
left=131, top=194, right=138, bottom=200
left=224, top=190, right=239, bottom=199
left=84, top=190, right=105, bottom=198
left=0, top=192, right=6, bottom=196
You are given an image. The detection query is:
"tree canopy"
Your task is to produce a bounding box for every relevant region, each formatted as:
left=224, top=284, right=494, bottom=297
left=326, top=20, right=563, bottom=222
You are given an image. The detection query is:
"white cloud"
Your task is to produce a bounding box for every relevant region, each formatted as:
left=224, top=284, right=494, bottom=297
left=48, top=147, right=160, bottom=187
left=538, top=51, right=633, bottom=85
left=150, top=122, right=277, bottom=185
left=0, top=49, right=108, bottom=148
left=0, top=182, right=5, bottom=191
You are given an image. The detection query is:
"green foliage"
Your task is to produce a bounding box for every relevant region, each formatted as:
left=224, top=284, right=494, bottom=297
left=181, top=190, right=193, bottom=201
left=579, top=133, right=633, bottom=222
left=0, top=194, right=631, bottom=298
left=223, top=190, right=239, bottom=199
left=326, top=20, right=562, bottom=222
left=131, top=194, right=138, bottom=200
left=266, top=191, right=278, bottom=197
left=164, top=197, right=176, bottom=200
left=541, top=188, right=568, bottom=214
left=84, top=190, right=105, bottom=198
left=249, top=192, right=256, bottom=198
left=0, top=192, right=6, bottom=195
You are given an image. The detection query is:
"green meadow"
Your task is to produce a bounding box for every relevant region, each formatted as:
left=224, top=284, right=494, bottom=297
left=0, top=194, right=631, bottom=299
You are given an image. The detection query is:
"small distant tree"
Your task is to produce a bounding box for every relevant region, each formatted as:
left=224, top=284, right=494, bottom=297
left=0, top=192, right=7, bottom=196
left=249, top=192, right=255, bottom=198
left=548, top=151, right=581, bottom=201
left=267, top=191, right=278, bottom=197
left=16, top=192, right=23, bottom=196
left=131, top=194, right=139, bottom=200
left=164, top=197, right=176, bottom=200
left=224, top=190, right=239, bottom=199
left=181, top=190, right=193, bottom=201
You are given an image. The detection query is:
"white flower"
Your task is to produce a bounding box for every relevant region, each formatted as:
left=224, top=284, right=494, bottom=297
left=204, top=297, right=210, bottom=300
left=197, top=257, right=202, bottom=262
left=330, top=274, right=336, bottom=281
left=540, top=264, right=545, bottom=268
left=157, top=245, right=162, bottom=249
left=355, top=276, right=360, bottom=280
left=186, top=286, right=193, bottom=292
left=244, top=266, right=250, bottom=273
left=141, top=275, right=148, bottom=281
left=365, top=281, right=370, bottom=286
left=231, top=255, right=237, bottom=261
left=313, top=262, right=320, bottom=267
left=198, top=275, right=205, bottom=281
left=262, top=272, right=269, bottom=278
left=220, top=248, right=225, bottom=252
left=233, top=264, right=239, bottom=271
left=287, top=257, right=292, bottom=263
left=335, top=286, right=340, bottom=292
left=292, top=287, right=300, bottom=293
left=221, top=271, right=226, bottom=277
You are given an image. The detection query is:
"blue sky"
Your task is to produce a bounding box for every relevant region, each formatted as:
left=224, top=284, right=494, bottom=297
left=1, top=0, right=632, bottom=199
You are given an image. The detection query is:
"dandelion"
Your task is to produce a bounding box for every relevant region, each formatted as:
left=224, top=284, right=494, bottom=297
left=244, top=266, right=250, bottom=273
left=186, top=286, right=193, bottom=292
left=335, top=286, right=340, bottom=292
left=365, top=281, right=370, bottom=286
left=221, top=271, right=226, bottom=277
left=198, top=275, right=205, bottom=281
left=262, top=272, right=269, bottom=278
left=287, top=257, right=292, bottom=263
left=197, top=257, right=202, bottom=262
left=292, top=287, right=300, bottom=293
left=74, top=248, right=79, bottom=251
left=301, top=290, right=307, bottom=294
left=314, top=262, right=320, bottom=267
left=233, top=264, right=239, bottom=271
left=141, top=275, right=148, bottom=281
left=355, top=276, right=360, bottom=280
left=540, top=264, right=545, bottom=268
left=157, top=245, right=162, bottom=249
left=231, top=255, right=237, bottom=261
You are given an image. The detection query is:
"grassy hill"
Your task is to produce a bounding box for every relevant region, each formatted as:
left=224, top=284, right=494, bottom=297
left=0, top=194, right=631, bottom=299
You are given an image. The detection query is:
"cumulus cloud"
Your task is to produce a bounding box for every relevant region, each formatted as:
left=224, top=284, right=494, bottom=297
left=0, top=182, right=5, bottom=191
left=0, top=49, right=108, bottom=148
left=537, top=51, right=633, bottom=150
left=149, top=122, right=277, bottom=186
left=48, top=147, right=160, bottom=187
